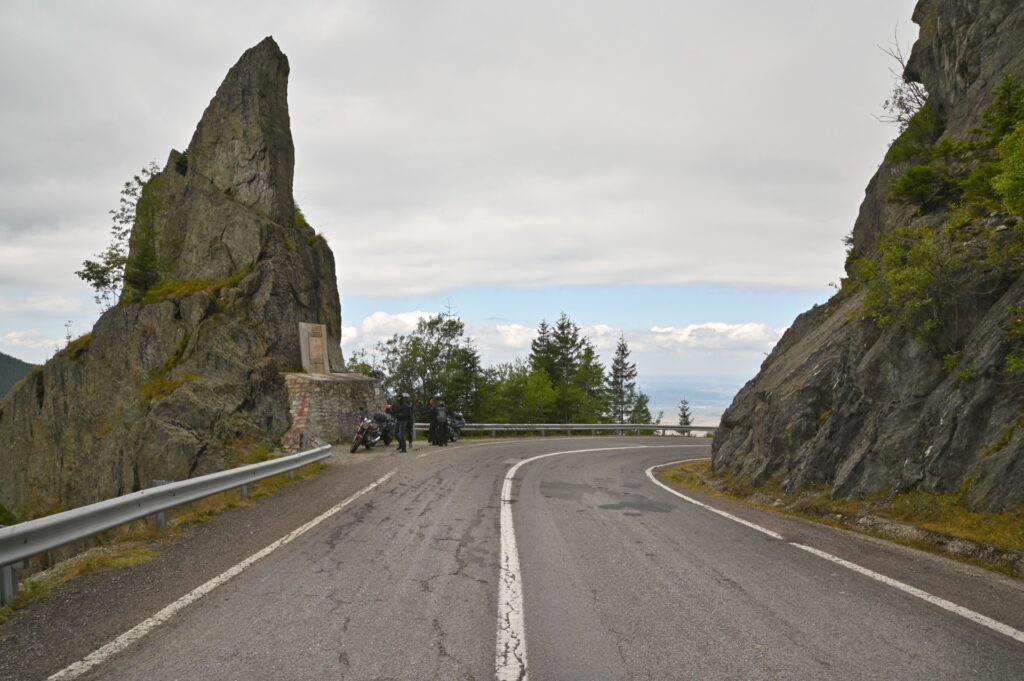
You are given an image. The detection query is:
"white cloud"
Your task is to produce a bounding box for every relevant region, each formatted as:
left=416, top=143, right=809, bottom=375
left=340, top=310, right=433, bottom=351
left=0, top=293, right=83, bottom=315
left=469, top=323, right=536, bottom=354
left=649, top=323, right=783, bottom=353
left=2, top=330, right=61, bottom=352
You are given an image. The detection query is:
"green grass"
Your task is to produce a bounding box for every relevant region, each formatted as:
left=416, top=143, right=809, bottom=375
left=658, top=460, right=1024, bottom=572
left=0, top=543, right=158, bottom=625
left=137, top=373, right=197, bottom=403
left=979, top=413, right=1024, bottom=459
left=56, top=333, right=92, bottom=360
left=140, top=264, right=252, bottom=305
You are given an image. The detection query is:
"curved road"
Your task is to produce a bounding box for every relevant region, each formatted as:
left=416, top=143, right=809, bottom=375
left=4, top=437, right=1023, bottom=680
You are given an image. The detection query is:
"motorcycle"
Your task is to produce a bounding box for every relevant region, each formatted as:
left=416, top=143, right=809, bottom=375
left=350, top=412, right=394, bottom=452
left=447, top=412, right=466, bottom=442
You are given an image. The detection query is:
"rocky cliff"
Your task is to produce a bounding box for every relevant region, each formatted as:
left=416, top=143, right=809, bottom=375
left=0, top=37, right=345, bottom=520
left=713, top=0, right=1024, bottom=512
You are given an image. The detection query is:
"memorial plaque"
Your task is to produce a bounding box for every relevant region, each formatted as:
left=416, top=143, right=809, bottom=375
left=298, top=322, right=331, bottom=374
left=309, top=335, right=325, bottom=373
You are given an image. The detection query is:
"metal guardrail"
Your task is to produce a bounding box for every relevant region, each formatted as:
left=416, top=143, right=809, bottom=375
left=414, top=422, right=716, bottom=436
left=0, top=444, right=333, bottom=604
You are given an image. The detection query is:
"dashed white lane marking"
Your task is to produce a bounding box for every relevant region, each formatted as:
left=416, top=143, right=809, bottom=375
left=496, top=444, right=709, bottom=681
left=48, top=470, right=397, bottom=681
left=646, top=460, right=1024, bottom=646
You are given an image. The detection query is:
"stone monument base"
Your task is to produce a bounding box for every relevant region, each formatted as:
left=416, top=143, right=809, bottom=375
left=282, top=372, right=385, bottom=450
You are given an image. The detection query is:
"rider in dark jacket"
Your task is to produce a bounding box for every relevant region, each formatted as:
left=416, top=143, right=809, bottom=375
left=394, top=394, right=413, bottom=452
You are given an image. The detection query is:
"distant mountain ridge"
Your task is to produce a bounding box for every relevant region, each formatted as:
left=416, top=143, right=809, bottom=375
left=0, top=351, right=35, bottom=397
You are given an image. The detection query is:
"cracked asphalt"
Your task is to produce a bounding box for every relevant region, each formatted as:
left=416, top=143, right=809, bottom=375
left=3, top=436, right=1024, bottom=680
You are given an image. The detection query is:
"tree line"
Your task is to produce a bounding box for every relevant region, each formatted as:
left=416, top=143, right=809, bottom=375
left=349, top=312, right=678, bottom=425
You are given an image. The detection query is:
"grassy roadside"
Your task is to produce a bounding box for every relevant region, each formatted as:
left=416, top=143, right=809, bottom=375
left=657, top=460, right=1024, bottom=578
left=0, top=459, right=326, bottom=625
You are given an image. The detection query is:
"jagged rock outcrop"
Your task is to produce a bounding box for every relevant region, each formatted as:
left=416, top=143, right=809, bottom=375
left=0, top=37, right=346, bottom=520
left=713, top=1, right=1024, bottom=511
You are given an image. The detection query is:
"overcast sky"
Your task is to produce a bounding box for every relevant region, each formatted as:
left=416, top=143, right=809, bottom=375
left=0, top=0, right=919, bottom=423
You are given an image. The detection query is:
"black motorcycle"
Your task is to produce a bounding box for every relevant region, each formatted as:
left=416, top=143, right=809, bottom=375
left=350, top=412, right=393, bottom=452
left=447, top=412, right=466, bottom=442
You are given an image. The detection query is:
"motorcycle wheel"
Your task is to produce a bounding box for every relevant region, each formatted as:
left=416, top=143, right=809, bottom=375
left=383, top=435, right=392, bottom=446
left=450, top=430, right=460, bottom=442
left=350, top=438, right=361, bottom=453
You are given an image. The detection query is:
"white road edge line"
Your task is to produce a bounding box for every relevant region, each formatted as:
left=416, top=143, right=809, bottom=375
left=48, top=469, right=398, bottom=681
left=496, top=444, right=709, bottom=681
left=645, top=460, right=783, bottom=540
left=791, top=543, right=1024, bottom=645
left=646, top=460, right=1024, bottom=646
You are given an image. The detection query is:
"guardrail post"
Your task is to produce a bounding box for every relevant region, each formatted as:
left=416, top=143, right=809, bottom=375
left=240, top=484, right=250, bottom=500
left=1, top=561, right=21, bottom=605
left=150, top=479, right=172, bottom=531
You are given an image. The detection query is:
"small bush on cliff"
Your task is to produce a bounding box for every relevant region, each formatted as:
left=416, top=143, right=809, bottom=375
left=293, top=203, right=308, bottom=229
left=888, top=77, right=1024, bottom=215
left=854, top=78, right=1024, bottom=352
left=1002, top=305, right=1024, bottom=374
left=994, top=122, right=1024, bottom=214
left=854, top=218, right=1024, bottom=350
left=890, top=164, right=961, bottom=210
left=121, top=174, right=167, bottom=297
left=885, top=100, right=941, bottom=164
left=876, top=30, right=928, bottom=135
left=76, top=162, right=159, bottom=309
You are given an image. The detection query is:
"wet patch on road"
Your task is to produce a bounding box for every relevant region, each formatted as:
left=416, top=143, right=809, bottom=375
left=596, top=499, right=674, bottom=514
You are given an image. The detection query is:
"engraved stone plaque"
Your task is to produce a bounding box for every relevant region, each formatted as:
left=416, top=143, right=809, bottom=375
left=298, top=322, right=330, bottom=374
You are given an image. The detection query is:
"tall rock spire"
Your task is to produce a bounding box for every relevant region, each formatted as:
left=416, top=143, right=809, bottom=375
left=0, top=38, right=346, bottom=517
left=188, top=37, right=295, bottom=228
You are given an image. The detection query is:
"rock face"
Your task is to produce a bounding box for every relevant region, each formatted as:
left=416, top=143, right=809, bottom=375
left=713, top=1, right=1024, bottom=512
left=0, top=37, right=347, bottom=520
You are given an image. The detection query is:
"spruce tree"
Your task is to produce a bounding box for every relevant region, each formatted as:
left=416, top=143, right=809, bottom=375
left=550, top=312, right=581, bottom=385
left=529, top=319, right=558, bottom=380
left=606, top=334, right=638, bottom=423
left=678, top=397, right=693, bottom=435
left=629, top=392, right=652, bottom=424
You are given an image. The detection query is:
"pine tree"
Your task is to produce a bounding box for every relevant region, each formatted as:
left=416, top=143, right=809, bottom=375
left=529, top=313, right=608, bottom=422
left=606, top=334, right=638, bottom=423
left=629, top=391, right=652, bottom=424
left=529, top=319, right=558, bottom=380
left=678, top=397, right=693, bottom=435
left=550, top=312, right=581, bottom=385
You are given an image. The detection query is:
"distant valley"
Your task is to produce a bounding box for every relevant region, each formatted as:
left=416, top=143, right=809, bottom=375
left=0, top=351, right=34, bottom=398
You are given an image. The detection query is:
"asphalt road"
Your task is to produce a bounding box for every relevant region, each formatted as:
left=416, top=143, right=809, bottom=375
left=3, top=436, right=1023, bottom=680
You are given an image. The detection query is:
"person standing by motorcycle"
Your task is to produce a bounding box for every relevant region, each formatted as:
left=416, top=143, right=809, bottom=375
left=394, top=393, right=413, bottom=452
left=435, top=399, right=449, bottom=447
left=427, top=396, right=439, bottom=445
